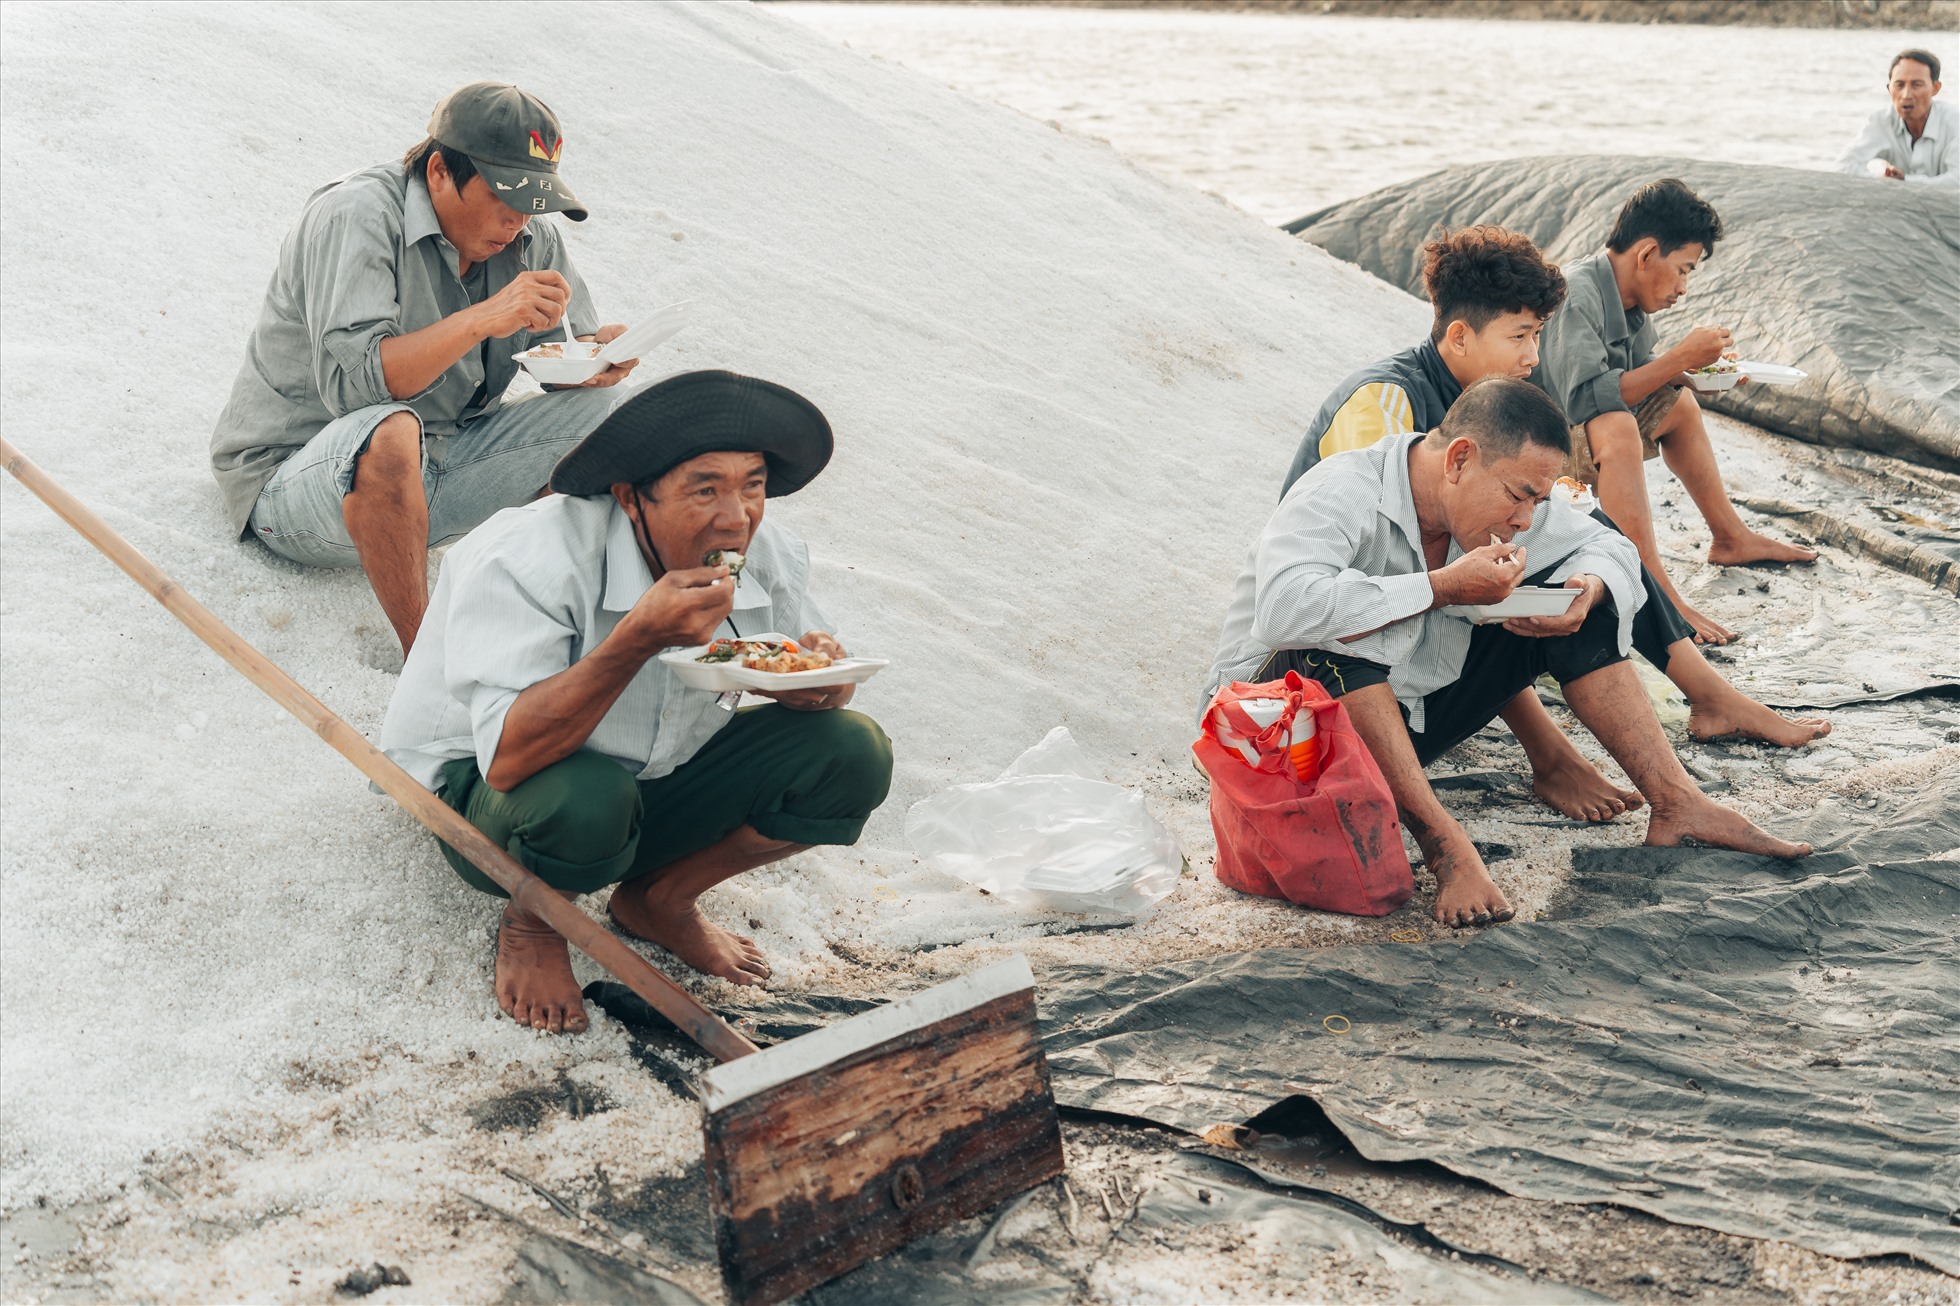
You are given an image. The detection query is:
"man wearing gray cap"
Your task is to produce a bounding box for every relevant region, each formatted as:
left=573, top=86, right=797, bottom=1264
left=211, top=82, right=641, bottom=656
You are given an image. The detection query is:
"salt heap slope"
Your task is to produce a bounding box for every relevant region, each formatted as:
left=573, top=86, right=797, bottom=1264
left=0, top=1, right=1423, bottom=1205
left=1289, top=156, right=1960, bottom=472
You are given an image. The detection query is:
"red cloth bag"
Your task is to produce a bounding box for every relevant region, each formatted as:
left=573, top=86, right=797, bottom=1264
left=1193, top=671, right=1413, bottom=916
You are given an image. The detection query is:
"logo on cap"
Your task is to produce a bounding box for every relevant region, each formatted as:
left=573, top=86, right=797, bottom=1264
left=527, top=131, right=564, bottom=163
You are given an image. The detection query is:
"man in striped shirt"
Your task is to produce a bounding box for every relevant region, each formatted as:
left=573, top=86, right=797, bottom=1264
left=381, top=372, right=893, bottom=1033
left=1279, top=229, right=1826, bottom=825
left=1208, top=379, right=1810, bottom=927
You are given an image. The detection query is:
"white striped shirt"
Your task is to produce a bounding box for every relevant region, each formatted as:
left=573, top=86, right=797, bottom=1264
left=1201, top=430, right=1643, bottom=733
left=380, top=495, right=827, bottom=791
left=1836, top=101, right=1958, bottom=186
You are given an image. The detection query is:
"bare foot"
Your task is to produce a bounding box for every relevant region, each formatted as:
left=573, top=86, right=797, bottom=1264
left=1645, top=795, right=1811, bottom=859
left=1708, top=531, right=1816, bottom=568
left=496, top=906, right=590, bottom=1034
left=1427, top=840, right=1516, bottom=927
left=609, top=879, right=771, bottom=985
left=1673, top=598, right=1736, bottom=646
left=1688, top=688, right=1831, bottom=748
left=1531, top=754, right=1645, bottom=822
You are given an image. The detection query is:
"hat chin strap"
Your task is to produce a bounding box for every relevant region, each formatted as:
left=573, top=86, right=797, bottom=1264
left=628, top=491, right=672, bottom=584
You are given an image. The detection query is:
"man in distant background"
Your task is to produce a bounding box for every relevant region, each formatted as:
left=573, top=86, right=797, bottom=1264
left=211, top=82, right=640, bottom=657
left=1838, top=49, right=1955, bottom=185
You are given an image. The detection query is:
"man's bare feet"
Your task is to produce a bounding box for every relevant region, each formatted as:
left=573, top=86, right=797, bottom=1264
left=496, top=905, right=590, bottom=1034
left=609, top=877, right=771, bottom=985
left=1426, top=838, right=1516, bottom=927
left=1673, top=597, right=1736, bottom=646
left=1707, top=530, right=1816, bottom=568
left=1687, top=688, right=1831, bottom=748
left=1531, top=753, right=1645, bottom=823
left=1645, top=794, right=1811, bottom=859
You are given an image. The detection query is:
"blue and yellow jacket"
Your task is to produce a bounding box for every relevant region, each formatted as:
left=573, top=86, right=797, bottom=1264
left=1280, top=339, right=1462, bottom=498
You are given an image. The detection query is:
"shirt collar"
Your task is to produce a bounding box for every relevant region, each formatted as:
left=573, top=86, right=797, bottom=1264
left=602, top=499, right=656, bottom=613
left=1590, top=252, right=1641, bottom=345
left=1376, top=429, right=1428, bottom=551
left=1898, top=103, right=1948, bottom=143
left=600, top=501, right=771, bottom=615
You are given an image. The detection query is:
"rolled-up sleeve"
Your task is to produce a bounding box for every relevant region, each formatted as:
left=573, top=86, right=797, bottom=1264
left=299, top=207, right=427, bottom=415
left=1541, top=289, right=1628, bottom=427
left=1251, top=489, right=1433, bottom=664
left=1523, top=502, right=1646, bottom=655
left=439, top=554, right=579, bottom=780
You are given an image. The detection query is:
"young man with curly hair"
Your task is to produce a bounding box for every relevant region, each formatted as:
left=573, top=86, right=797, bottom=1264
left=1533, top=180, right=1814, bottom=647
left=1278, top=228, right=1825, bottom=826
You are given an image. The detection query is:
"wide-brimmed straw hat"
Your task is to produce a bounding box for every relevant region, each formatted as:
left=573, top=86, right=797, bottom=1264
left=549, top=370, right=833, bottom=498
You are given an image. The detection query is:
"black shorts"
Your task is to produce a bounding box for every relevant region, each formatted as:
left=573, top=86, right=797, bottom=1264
left=1596, top=517, right=1696, bottom=672
left=1258, top=567, right=1628, bottom=766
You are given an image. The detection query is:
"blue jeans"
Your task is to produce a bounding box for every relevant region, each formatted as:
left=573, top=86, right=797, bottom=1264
left=246, top=387, right=625, bottom=568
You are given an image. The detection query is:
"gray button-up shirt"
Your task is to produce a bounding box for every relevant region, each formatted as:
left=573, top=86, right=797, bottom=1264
left=1201, top=430, right=1644, bottom=733
left=1531, top=251, right=1657, bottom=429
left=380, top=494, right=831, bottom=792
left=1836, top=101, right=1958, bottom=185
left=209, top=163, right=601, bottom=536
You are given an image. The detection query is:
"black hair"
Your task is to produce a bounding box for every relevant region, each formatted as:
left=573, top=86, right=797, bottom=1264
left=1435, top=377, right=1571, bottom=461
left=1606, top=178, right=1723, bottom=259
left=1890, top=49, right=1941, bottom=83
left=1422, top=226, right=1568, bottom=344
left=401, top=137, right=479, bottom=191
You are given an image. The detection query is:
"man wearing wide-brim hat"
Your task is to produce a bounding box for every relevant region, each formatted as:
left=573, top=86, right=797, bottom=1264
left=380, top=371, right=894, bottom=1034
left=211, top=81, right=643, bottom=658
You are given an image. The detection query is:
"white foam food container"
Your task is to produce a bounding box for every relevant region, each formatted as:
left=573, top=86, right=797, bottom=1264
left=1447, top=586, right=1582, bottom=625
left=513, top=300, right=695, bottom=384
left=1734, top=360, right=1806, bottom=387
left=1687, top=366, right=1743, bottom=393
left=658, top=632, right=889, bottom=693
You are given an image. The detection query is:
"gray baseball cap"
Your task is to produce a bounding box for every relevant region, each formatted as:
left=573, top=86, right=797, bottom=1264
left=428, top=81, right=587, bottom=222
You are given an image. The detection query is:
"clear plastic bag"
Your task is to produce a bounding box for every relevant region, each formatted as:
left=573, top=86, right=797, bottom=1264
left=904, top=728, right=1183, bottom=919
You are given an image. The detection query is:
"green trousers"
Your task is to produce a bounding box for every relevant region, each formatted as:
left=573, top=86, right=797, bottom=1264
left=436, top=704, right=894, bottom=897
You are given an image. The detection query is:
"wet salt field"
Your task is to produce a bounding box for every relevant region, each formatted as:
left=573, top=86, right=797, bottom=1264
left=778, top=2, right=1959, bottom=222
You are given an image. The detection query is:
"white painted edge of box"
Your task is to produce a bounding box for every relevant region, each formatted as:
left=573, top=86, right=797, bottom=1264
left=700, top=954, right=1037, bottom=1115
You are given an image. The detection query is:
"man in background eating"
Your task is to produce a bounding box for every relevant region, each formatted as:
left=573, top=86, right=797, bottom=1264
left=210, top=82, right=641, bottom=657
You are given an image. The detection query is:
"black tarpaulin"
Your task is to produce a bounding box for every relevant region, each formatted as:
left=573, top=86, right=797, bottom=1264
left=1038, top=777, right=1960, bottom=1272
left=1286, top=156, right=1960, bottom=472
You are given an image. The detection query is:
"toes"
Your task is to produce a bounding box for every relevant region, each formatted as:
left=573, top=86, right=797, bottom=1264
left=1491, top=907, right=1517, bottom=923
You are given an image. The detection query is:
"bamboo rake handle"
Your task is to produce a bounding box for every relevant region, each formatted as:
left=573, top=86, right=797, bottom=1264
left=1, top=438, right=759, bottom=1065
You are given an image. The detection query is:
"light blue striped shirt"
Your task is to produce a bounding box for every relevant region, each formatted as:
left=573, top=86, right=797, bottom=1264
left=380, top=495, right=827, bottom=791
left=1202, top=430, right=1644, bottom=733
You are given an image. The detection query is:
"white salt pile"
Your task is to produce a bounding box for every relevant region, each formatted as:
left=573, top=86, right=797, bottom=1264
left=0, top=0, right=1426, bottom=1221
left=10, top=8, right=1942, bottom=1299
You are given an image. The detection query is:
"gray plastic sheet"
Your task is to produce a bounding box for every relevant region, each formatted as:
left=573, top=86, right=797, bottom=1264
left=1287, top=156, right=1960, bottom=471
left=1038, top=777, right=1960, bottom=1272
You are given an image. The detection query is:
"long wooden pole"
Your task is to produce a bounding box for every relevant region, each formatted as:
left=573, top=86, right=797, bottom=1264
left=1, top=438, right=759, bottom=1064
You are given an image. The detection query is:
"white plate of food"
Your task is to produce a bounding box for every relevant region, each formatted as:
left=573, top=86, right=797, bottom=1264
left=1733, top=360, right=1806, bottom=387
left=1445, top=587, right=1581, bottom=625
left=513, top=300, right=695, bottom=384
left=1686, top=357, right=1744, bottom=392
left=658, top=633, right=889, bottom=693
